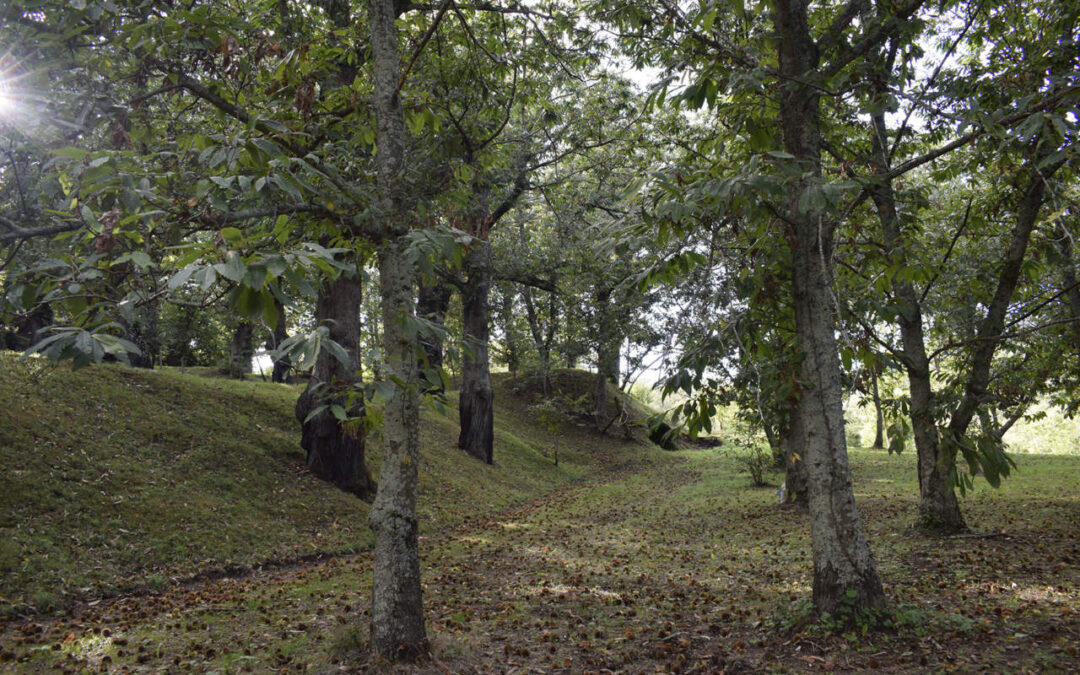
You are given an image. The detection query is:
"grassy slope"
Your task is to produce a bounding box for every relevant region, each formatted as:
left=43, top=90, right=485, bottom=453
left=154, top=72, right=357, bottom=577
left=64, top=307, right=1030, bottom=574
left=0, top=356, right=651, bottom=617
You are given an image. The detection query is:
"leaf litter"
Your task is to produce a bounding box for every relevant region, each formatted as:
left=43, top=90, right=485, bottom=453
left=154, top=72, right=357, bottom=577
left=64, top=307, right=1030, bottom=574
left=3, top=444, right=1079, bottom=673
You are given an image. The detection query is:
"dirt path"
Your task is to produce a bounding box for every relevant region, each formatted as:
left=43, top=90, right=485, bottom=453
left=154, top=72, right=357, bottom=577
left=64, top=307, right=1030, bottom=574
left=4, top=450, right=1080, bottom=673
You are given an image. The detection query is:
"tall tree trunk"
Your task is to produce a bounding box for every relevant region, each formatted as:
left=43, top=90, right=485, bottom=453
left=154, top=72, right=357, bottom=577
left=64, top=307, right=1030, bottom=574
left=294, top=275, right=376, bottom=500
left=870, top=367, right=884, bottom=449
left=775, top=0, right=886, bottom=615
left=417, top=279, right=451, bottom=394
left=593, top=288, right=621, bottom=431
left=458, top=240, right=494, bottom=464
left=270, top=299, right=291, bottom=383
left=869, top=108, right=966, bottom=532
left=226, top=321, right=254, bottom=379
left=367, top=0, right=427, bottom=660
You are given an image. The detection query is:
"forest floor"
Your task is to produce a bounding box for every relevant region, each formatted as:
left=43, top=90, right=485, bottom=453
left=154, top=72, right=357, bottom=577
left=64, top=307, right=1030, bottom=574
left=3, top=443, right=1079, bottom=673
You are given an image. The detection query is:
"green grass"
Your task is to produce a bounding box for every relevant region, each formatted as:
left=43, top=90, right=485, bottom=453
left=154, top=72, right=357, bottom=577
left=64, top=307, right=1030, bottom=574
left=3, top=358, right=1079, bottom=673
left=0, top=356, right=648, bottom=618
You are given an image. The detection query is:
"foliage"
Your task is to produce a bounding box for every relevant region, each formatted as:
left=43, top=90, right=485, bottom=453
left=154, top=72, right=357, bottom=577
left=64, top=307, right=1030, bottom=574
left=527, top=393, right=590, bottom=465
left=727, top=423, right=774, bottom=487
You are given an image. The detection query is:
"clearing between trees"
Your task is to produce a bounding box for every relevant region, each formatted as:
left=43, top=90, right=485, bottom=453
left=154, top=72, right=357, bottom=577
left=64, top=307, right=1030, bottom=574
left=2, top=362, right=1079, bottom=672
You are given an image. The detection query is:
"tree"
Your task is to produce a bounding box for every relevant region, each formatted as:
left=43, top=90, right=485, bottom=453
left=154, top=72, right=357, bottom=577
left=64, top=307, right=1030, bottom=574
left=849, top=0, right=1077, bottom=531
left=293, top=270, right=378, bottom=501
left=366, top=0, right=427, bottom=659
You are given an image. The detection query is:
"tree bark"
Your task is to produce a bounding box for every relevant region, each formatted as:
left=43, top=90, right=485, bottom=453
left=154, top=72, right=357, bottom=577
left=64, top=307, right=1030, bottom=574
left=869, top=108, right=966, bottom=532
left=458, top=240, right=495, bottom=464
left=367, top=0, right=427, bottom=660
left=522, top=286, right=558, bottom=396
left=417, top=279, right=451, bottom=393
left=870, top=368, right=884, bottom=449
left=593, top=287, right=621, bottom=431
left=270, top=299, right=291, bottom=383
left=226, top=320, right=254, bottom=379
left=781, top=403, right=808, bottom=507
left=944, top=149, right=1063, bottom=445
left=775, top=0, right=886, bottom=615
left=294, top=275, right=376, bottom=500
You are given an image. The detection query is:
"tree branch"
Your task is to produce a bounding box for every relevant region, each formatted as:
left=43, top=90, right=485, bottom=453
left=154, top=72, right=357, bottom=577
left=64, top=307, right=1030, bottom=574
left=396, top=0, right=454, bottom=97
left=0, top=220, right=84, bottom=243
left=820, top=0, right=928, bottom=80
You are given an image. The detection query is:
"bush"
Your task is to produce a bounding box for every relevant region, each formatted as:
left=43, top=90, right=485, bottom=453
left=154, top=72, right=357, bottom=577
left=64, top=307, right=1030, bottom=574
left=730, top=426, right=773, bottom=487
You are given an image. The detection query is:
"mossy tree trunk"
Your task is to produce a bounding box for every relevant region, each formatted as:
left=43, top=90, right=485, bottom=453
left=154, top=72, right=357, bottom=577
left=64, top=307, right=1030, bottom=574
left=593, top=287, right=621, bottom=431
left=458, top=240, right=494, bottom=464
left=294, top=275, right=376, bottom=500
left=869, top=114, right=965, bottom=532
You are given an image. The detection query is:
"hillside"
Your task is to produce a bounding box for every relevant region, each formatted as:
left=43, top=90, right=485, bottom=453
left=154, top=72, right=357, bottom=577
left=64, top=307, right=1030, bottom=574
left=0, top=356, right=659, bottom=618
left=2, top=357, right=1080, bottom=672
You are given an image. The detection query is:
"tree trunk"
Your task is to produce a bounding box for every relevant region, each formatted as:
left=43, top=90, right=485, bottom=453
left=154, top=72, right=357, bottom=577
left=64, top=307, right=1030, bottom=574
left=522, top=286, right=557, bottom=396
left=762, top=420, right=783, bottom=467
left=6, top=301, right=52, bottom=351
left=270, top=299, right=291, bottom=383
left=593, top=288, right=621, bottom=431
left=1052, top=226, right=1080, bottom=353
left=294, top=275, right=376, bottom=500
left=367, top=0, right=427, bottom=660
left=781, top=403, right=808, bottom=507
left=417, top=279, right=451, bottom=393
left=775, top=0, right=886, bottom=616
left=944, top=147, right=1063, bottom=449
left=870, top=368, right=884, bottom=449
left=126, top=299, right=161, bottom=369
left=226, top=321, right=254, bottom=379
left=498, top=286, right=522, bottom=379
left=869, top=108, right=966, bottom=532
left=458, top=241, right=494, bottom=464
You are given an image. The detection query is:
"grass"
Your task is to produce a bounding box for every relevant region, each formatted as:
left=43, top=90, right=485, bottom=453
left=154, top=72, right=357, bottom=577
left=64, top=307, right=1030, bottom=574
left=0, top=357, right=633, bottom=619
left=2, top=358, right=1079, bottom=672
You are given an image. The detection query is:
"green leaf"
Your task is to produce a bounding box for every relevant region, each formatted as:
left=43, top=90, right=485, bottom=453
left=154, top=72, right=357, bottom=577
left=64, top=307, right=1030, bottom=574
left=128, top=251, right=152, bottom=269
left=321, top=336, right=351, bottom=369
left=215, top=255, right=246, bottom=282
left=53, top=147, right=89, bottom=160
left=169, top=263, right=200, bottom=290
